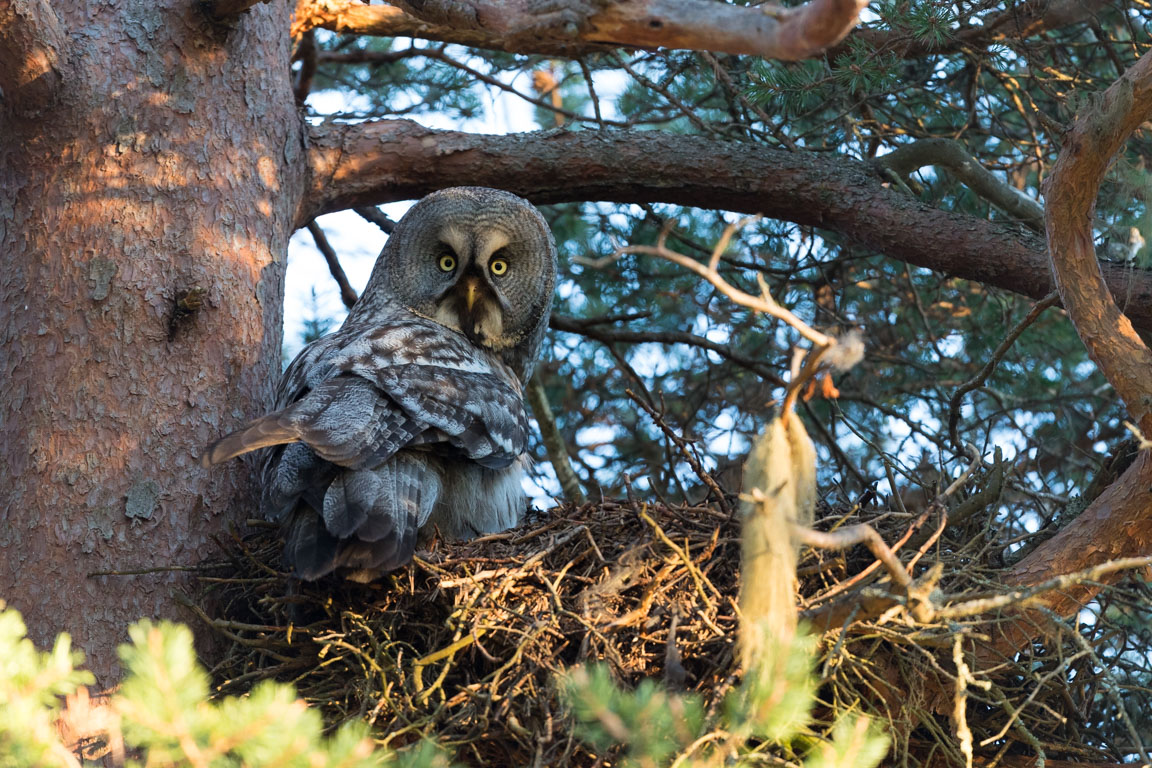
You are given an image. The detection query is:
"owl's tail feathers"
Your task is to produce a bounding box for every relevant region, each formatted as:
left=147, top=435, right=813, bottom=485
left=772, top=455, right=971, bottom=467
left=200, top=411, right=302, bottom=468
left=284, top=454, right=442, bottom=581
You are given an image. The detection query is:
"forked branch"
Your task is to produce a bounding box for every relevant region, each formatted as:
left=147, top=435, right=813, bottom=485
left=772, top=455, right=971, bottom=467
left=876, top=138, right=1045, bottom=232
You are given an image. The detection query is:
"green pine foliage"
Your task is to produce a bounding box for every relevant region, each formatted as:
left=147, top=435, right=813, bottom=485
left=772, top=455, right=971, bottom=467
left=0, top=605, right=442, bottom=768
left=564, top=629, right=887, bottom=767
left=0, top=607, right=93, bottom=768
left=564, top=665, right=705, bottom=767
left=2, top=603, right=886, bottom=768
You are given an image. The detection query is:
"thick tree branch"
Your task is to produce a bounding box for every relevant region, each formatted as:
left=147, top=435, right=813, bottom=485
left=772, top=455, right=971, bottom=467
left=1042, top=49, right=1152, bottom=432
left=302, top=119, right=1152, bottom=332
left=0, top=0, right=67, bottom=113
left=295, top=0, right=867, bottom=59
left=989, top=49, right=1152, bottom=656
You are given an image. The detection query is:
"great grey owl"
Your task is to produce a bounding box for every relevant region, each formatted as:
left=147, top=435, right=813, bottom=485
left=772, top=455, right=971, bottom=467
left=202, top=187, right=557, bottom=581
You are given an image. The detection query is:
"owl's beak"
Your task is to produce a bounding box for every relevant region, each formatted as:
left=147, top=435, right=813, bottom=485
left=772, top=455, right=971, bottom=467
left=463, top=278, right=479, bottom=312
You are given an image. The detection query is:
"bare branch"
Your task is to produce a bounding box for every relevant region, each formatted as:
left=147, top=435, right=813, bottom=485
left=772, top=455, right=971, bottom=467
left=549, top=314, right=785, bottom=386
left=0, top=0, right=67, bottom=113
left=304, top=119, right=1152, bottom=333
left=295, top=0, right=867, bottom=59
left=946, top=292, right=1059, bottom=450
left=939, top=555, right=1152, bottom=620
left=876, top=138, right=1045, bottom=232
left=293, top=29, right=317, bottom=105
left=794, top=523, right=912, bottom=591
left=526, top=376, right=586, bottom=505
left=605, top=218, right=834, bottom=348
left=305, top=221, right=359, bottom=310
left=583, top=0, right=869, bottom=59
left=353, top=206, right=396, bottom=234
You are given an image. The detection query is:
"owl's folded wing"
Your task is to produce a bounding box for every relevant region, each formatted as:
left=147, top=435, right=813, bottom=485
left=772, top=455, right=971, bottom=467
left=369, top=365, right=528, bottom=469
left=203, top=364, right=527, bottom=471
left=199, top=375, right=427, bottom=470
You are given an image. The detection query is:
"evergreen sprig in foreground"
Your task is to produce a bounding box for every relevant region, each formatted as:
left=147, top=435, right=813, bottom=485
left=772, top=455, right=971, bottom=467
left=0, top=598, right=887, bottom=767
left=0, top=603, right=423, bottom=768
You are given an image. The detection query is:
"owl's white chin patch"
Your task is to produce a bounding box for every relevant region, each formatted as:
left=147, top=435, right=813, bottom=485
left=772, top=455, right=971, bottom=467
left=433, top=300, right=512, bottom=348
left=472, top=307, right=510, bottom=348
left=433, top=304, right=463, bottom=333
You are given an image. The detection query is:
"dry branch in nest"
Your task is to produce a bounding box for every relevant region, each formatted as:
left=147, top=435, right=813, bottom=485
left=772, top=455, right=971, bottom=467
left=194, top=490, right=1152, bottom=767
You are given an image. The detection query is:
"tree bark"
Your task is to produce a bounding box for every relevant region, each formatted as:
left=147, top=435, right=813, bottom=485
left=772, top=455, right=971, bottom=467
left=303, top=119, right=1152, bottom=331
left=0, top=0, right=68, bottom=113
left=0, top=0, right=302, bottom=685
left=1043, top=50, right=1152, bottom=432
left=296, top=0, right=867, bottom=59
left=981, top=49, right=1152, bottom=656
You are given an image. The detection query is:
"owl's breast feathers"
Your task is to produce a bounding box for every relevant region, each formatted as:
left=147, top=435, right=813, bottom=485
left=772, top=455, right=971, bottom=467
left=202, top=313, right=530, bottom=579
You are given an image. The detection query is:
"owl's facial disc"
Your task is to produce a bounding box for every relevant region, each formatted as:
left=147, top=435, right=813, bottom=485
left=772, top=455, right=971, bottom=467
left=432, top=229, right=515, bottom=349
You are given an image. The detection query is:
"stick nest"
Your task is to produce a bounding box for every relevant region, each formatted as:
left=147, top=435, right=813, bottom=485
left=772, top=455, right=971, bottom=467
left=198, top=498, right=1152, bottom=767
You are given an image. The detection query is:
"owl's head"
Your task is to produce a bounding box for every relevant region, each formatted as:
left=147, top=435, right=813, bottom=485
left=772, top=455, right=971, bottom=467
left=355, top=187, right=558, bottom=381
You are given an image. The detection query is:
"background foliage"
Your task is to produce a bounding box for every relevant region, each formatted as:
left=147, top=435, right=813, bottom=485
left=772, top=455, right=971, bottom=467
left=286, top=2, right=1152, bottom=759
left=298, top=3, right=1151, bottom=522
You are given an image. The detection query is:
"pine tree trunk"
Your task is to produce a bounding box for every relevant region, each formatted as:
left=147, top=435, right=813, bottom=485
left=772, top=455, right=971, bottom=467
left=0, top=0, right=302, bottom=686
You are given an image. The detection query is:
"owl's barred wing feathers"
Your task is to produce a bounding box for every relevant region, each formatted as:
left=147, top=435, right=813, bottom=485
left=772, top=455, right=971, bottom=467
left=199, top=322, right=530, bottom=579
left=199, top=376, right=428, bottom=470
left=202, top=322, right=529, bottom=471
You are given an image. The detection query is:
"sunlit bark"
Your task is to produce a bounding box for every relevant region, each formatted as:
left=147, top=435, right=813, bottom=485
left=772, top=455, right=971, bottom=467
left=985, top=49, right=1152, bottom=654
left=0, top=0, right=302, bottom=686
left=296, top=0, right=867, bottom=59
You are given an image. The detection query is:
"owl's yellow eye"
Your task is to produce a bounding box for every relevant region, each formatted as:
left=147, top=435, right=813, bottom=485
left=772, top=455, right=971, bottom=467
left=489, top=258, right=509, bottom=276
left=438, top=254, right=456, bottom=272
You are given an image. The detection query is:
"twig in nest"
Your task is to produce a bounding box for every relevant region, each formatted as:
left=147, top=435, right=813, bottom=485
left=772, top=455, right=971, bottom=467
left=792, top=520, right=912, bottom=591
left=627, top=389, right=732, bottom=516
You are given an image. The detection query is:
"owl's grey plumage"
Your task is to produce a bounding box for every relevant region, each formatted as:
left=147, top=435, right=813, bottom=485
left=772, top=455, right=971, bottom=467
left=202, top=187, right=557, bottom=581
